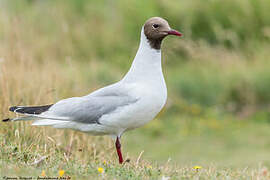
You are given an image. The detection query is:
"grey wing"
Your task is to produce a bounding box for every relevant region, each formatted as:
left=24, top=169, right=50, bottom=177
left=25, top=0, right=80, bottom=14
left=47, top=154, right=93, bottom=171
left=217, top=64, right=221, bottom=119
left=43, top=91, right=138, bottom=124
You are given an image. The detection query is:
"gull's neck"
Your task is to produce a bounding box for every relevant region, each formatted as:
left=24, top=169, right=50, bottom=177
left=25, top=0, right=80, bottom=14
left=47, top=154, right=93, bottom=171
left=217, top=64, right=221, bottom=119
left=122, top=28, right=163, bottom=83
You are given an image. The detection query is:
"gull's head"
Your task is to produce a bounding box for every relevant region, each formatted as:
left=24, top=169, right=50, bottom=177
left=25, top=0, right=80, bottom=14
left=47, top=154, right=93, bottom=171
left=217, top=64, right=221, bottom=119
left=143, top=17, right=182, bottom=50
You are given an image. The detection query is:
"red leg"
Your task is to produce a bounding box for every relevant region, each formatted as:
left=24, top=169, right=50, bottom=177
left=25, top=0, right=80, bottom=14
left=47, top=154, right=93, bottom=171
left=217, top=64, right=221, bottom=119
left=115, top=136, right=123, bottom=164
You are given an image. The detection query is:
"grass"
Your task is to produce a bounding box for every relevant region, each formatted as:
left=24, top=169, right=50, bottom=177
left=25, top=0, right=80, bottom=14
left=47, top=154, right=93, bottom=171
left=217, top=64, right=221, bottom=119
left=2, top=160, right=270, bottom=180
left=1, top=0, right=270, bottom=179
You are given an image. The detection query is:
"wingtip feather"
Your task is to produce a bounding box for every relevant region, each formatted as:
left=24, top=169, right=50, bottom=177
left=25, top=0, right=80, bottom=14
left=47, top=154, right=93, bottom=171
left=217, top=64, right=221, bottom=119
left=9, top=106, right=17, bottom=112
left=2, top=118, right=10, bottom=122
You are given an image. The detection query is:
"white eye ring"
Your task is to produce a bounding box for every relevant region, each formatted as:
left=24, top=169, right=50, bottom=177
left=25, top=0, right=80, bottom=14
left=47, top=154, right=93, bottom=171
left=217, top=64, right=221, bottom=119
left=152, top=24, right=159, bottom=29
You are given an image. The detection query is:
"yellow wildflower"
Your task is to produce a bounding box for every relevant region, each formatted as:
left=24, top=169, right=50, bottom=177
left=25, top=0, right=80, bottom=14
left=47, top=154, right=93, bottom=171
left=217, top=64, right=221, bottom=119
left=103, top=160, right=107, bottom=165
left=98, top=167, right=104, bottom=174
left=59, top=170, right=65, bottom=177
left=41, top=170, right=46, bottom=177
left=146, top=165, right=152, bottom=169
left=193, top=166, right=202, bottom=170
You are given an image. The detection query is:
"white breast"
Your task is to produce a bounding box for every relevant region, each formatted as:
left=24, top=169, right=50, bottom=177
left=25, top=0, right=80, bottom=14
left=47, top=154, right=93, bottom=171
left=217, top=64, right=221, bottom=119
left=99, top=82, right=167, bottom=134
left=100, top=28, right=167, bottom=135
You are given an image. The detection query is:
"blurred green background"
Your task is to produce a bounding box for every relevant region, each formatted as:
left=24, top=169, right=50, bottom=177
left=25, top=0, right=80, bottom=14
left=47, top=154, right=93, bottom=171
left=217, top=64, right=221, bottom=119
left=1, top=0, right=270, bottom=168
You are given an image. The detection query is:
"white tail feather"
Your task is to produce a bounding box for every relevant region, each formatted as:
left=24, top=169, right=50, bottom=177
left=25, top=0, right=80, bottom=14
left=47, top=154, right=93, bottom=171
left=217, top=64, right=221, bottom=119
left=32, top=119, right=69, bottom=126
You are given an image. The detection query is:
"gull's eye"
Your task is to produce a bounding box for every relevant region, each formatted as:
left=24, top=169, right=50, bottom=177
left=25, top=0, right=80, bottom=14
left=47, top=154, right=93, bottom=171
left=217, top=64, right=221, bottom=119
left=152, top=24, right=159, bottom=29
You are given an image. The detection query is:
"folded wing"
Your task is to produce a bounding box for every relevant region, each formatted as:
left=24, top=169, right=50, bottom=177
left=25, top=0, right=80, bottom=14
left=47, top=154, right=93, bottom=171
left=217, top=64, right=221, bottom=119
left=45, top=93, right=138, bottom=124
left=5, top=82, right=138, bottom=128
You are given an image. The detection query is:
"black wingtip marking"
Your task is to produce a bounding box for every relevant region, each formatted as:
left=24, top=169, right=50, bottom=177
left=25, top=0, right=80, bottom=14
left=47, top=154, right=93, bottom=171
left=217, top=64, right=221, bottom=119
left=9, top=106, right=18, bottom=112
left=2, top=118, right=10, bottom=122
left=9, top=104, right=53, bottom=115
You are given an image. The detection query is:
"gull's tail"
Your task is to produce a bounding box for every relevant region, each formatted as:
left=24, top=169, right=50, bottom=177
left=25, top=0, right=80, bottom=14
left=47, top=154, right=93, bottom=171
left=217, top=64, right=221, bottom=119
left=2, top=104, right=53, bottom=122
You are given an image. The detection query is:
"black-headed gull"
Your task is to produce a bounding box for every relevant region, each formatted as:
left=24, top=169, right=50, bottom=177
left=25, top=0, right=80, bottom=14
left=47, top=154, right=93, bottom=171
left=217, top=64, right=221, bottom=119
left=3, top=17, right=182, bottom=164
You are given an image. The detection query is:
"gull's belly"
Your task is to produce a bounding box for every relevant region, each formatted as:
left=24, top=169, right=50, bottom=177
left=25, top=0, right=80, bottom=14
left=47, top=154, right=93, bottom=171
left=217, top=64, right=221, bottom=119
left=100, top=83, right=167, bottom=135
left=125, top=95, right=166, bottom=129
